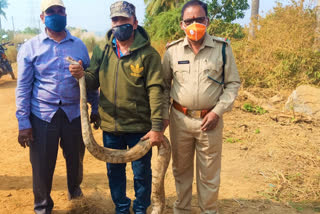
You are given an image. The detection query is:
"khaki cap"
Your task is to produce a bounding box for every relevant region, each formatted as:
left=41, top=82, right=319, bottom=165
left=110, top=1, right=135, bottom=18
left=41, top=0, right=65, bottom=12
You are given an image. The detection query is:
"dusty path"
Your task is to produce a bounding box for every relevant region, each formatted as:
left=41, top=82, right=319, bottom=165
left=0, top=69, right=319, bottom=213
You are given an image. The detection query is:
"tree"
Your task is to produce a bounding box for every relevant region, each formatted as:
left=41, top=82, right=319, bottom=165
left=144, top=0, right=249, bottom=21
left=0, top=0, right=8, bottom=30
left=145, top=0, right=249, bottom=42
left=206, top=0, right=249, bottom=22
left=144, top=0, right=185, bottom=16
left=249, top=0, right=259, bottom=40
left=145, top=7, right=183, bottom=41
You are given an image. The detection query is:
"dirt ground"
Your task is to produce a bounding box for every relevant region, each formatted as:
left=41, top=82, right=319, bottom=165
left=0, top=68, right=319, bottom=214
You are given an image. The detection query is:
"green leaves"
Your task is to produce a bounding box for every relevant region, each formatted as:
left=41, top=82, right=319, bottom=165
left=145, top=7, right=184, bottom=42
left=145, top=0, right=184, bottom=16
left=242, top=103, right=268, bottom=115
left=206, top=0, right=249, bottom=22
left=207, top=19, right=245, bottom=39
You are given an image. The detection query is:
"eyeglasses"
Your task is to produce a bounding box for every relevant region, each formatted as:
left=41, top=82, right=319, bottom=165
left=45, top=8, right=66, bottom=16
left=182, top=16, right=207, bottom=26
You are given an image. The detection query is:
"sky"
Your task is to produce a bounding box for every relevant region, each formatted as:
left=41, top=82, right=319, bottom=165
left=0, top=0, right=316, bottom=35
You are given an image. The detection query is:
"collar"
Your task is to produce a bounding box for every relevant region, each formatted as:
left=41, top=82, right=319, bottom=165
left=112, top=37, right=117, bottom=46
left=40, top=29, right=74, bottom=42
left=182, top=32, right=215, bottom=49
left=112, top=37, right=124, bottom=57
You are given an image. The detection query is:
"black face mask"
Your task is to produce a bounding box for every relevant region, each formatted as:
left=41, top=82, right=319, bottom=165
left=112, top=23, right=134, bottom=41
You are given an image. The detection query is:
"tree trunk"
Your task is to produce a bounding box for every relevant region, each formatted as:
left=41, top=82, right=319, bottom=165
left=314, top=0, right=320, bottom=51
left=249, top=0, right=259, bottom=40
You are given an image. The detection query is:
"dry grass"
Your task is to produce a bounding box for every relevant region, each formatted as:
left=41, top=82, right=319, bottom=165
left=151, top=40, right=167, bottom=57
left=6, top=46, right=17, bottom=63
left=7, top=30, right=106, bottom=63
left=233, top=0, right=319, bottom=89
left=4, top=34, right=35, bottom=63
left=70, top=29, right=106, bottom=52
left=67, top=191, right=113, bottom=214
left=260, top=139, right=320, bottom=203
left=235, top=88, right=320, bottom=205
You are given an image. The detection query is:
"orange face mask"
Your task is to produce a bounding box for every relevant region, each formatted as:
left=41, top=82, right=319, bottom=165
left=183, top=22, right=206, bottom=41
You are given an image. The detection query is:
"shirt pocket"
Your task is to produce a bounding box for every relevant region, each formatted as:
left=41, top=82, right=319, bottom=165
left=173, top=63, right=190, bottom=84
left=202, top=60, right=223, bottom=84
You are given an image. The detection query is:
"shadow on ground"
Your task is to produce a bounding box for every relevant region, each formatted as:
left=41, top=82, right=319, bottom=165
left=50, top=194, right=320, bottom=214
left=0, top=79, right=16, bottom=89
left=163, top=195, right=320, bottom=214
left=0, top=173, right=133, bottom=191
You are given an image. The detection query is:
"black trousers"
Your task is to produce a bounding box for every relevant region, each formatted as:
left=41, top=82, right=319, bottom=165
left=30, top=108, right=85, bottom=214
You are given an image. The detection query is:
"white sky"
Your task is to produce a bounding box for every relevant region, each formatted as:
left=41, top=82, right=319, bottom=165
left=1, top=0, right=316, bottom=34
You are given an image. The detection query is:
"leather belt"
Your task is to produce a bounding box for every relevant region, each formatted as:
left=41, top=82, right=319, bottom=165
left=172, top=100, right=211, bottom=119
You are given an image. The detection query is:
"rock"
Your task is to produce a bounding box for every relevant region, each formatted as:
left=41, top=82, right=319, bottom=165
left=285, top=85, right=320, bottom=118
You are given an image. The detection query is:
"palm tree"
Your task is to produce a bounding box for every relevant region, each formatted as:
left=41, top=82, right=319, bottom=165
left=249, top=0, right=259, bottom=40
left=0, top=0, right=9, bottom=30
left=144, top=0, right=184, bottom=16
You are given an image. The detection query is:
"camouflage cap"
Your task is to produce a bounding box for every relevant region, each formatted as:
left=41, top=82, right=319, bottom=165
left=110, top=1, right=136, bottom=18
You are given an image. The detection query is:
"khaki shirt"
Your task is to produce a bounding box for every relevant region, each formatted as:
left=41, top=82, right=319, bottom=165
left=162, top=33, right=241, bottom=119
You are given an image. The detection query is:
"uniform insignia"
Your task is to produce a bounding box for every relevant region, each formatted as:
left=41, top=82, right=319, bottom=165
left=130, top=64, right=144, bottom=77
left=178, top=60, right=190, bottom=64
left=166, top=38, right=184, bottom=49
left=212, top=36, right=230, bottom=45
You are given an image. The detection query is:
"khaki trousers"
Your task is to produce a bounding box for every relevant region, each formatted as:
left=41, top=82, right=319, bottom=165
left=170, top=107, right=223, bottom=214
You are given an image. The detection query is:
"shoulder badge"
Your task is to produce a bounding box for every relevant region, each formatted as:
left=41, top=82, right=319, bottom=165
left=166, top=38, right=184, bottom=49
left=212, top=36, right=230, bottom=45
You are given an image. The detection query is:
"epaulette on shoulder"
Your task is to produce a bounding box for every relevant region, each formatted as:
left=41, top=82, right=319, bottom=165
left=212, top=36, right=230, bottom=45
left=165, top=38, right=184, bottom=49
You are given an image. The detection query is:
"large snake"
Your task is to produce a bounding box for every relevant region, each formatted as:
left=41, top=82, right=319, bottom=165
left=66, top=57, right=171, bottom=214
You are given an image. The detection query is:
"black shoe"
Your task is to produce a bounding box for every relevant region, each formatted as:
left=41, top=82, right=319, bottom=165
left=68, top=187, right=83, bottom=200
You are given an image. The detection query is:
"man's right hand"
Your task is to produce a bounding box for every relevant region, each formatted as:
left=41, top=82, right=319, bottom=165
left=90, top=113, right=101, bottom=130
left=18, top=128, right=33, bottom=148
left=69, top=60, right=84, bottom=79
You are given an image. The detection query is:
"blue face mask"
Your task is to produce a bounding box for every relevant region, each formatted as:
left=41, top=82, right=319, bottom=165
left=112, top=24, right=134, bottom=41
left=45, top=14, right=67, bottom=32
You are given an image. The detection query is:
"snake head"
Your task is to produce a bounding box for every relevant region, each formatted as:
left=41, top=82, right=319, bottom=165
left=65, top=56, right=79, bottom=65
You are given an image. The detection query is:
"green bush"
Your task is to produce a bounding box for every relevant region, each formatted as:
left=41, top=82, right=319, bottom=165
left=145, top=7, right=183, bottom=42
left=207, top=19, right=245, bottom=39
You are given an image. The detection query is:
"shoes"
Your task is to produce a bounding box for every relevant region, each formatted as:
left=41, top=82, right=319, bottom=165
left=68, top=187, right=83, bottom=200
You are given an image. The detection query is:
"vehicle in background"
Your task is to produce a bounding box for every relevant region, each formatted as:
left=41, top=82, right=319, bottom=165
left=0, top=35, right=15, bottom=80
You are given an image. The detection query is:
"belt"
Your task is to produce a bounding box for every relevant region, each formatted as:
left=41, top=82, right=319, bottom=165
left=172, top=101, right=211, bottom=119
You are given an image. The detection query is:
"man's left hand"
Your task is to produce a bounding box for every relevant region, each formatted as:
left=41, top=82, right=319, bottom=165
left=141, top=130, right=167, bottom=148
left=201, top=112, right=220, bottom=131
left=90, top=113, right=101, bottom=130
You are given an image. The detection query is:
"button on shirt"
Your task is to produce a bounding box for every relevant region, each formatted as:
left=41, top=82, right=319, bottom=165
left=16, top=30, right=98, bottom=130
left=162, top=33, right=241, bottom=119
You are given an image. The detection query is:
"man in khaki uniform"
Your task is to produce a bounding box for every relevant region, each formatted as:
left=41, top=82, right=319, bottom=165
left=162, top=0, right=240, bottom=213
